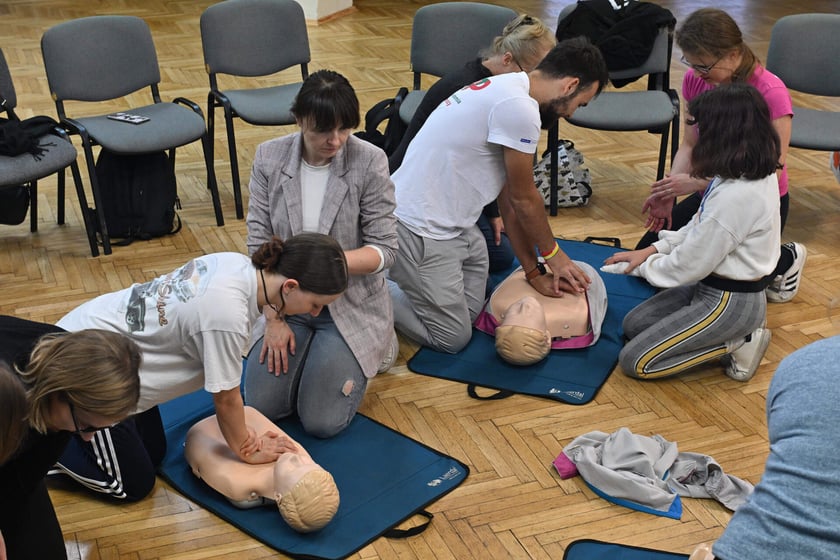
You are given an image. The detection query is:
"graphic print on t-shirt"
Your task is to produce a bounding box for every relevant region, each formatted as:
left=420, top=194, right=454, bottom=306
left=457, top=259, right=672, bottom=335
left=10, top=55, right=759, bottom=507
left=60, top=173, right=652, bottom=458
left=124, top=257, right=214, bottom=332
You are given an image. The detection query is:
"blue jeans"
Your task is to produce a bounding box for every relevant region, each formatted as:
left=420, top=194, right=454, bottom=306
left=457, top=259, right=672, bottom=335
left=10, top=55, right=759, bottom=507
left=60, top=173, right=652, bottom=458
left=476, top=213, right=514, bottom=273
left=243, top=307, right=367, bottom=438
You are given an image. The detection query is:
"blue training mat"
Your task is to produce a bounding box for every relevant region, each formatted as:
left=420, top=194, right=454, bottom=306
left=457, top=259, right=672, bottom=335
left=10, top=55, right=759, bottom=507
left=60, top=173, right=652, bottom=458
left=407, top=239, right=655, bottom=405
left=563, top=539, right=690, bottom=560
left=157, top=390, right=469, bottom=560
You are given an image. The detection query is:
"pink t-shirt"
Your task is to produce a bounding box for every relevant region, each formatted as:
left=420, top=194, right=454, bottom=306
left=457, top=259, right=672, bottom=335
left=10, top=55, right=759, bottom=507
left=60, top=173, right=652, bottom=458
left=683, top=65, right=793, bottom=196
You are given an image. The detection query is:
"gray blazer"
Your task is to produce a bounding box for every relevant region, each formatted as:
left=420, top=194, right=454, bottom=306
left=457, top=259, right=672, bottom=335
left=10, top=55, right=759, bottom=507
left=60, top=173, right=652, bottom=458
left=246, top=133, right=397, bottom=376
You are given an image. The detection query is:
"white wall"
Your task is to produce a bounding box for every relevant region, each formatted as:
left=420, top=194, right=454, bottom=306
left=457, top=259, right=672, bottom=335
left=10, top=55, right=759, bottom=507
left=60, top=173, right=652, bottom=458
left=296, top=0, right=353, bottom=21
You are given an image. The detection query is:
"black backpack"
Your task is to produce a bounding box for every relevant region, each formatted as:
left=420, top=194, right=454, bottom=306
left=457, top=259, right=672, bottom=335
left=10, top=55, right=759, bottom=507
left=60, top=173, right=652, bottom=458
left=90, top=149, right=182, bottom=243
left=354, top=87, right=409, bottom=157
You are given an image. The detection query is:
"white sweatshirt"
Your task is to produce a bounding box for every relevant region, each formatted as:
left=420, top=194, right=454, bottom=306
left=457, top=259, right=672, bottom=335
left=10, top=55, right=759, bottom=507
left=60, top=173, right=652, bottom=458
left=639, top=175, right=781, bottom=288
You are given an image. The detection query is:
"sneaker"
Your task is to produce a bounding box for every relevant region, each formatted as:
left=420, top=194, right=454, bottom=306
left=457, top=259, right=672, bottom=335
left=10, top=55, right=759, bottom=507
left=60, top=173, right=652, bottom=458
left=377, top=330, right=399, bottom=373
left=766, top=242, right=807, bottom=303
left=724, top=327, right=772, bottom=381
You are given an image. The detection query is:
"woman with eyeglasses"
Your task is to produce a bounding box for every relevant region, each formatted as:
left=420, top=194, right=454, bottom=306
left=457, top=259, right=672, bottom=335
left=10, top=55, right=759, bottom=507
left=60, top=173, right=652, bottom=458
left=0, top=318, right=140, bottom=560
left=637, top=9, right=804, bottom=306
left=51, top=233, right=348, bottom=503
left=387, top=14, right=556, bottom=279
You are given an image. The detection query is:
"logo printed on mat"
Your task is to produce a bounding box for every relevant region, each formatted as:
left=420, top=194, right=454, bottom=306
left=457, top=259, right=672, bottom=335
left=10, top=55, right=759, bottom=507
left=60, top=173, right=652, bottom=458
left=427, top=466, right=462, bottom=487
left=549, top=388, right=585, bottom=400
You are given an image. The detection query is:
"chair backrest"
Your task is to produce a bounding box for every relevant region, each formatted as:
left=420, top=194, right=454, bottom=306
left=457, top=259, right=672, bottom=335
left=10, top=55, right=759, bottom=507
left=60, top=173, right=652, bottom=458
left=766, top=13, right=840, bottom=98
left=410, top=2, right=517, bottom=89
left=201, top=0, right=311, bottom=78
left=41, top=15, right=161, bottom=103
left=0, top=48, right=18, bottom=113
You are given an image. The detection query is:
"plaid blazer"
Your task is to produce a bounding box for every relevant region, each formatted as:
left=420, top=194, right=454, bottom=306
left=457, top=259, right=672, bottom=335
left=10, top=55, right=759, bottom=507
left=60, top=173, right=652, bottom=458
left=246, top=133, right=397, bottom=376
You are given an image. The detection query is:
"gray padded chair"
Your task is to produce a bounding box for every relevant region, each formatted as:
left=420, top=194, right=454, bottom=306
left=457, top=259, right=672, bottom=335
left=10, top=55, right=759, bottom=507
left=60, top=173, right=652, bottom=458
left=399, top=2, right=517, bottom=126
left=548, top=3, right=679, bottom=215
left=201, top=0, right=311, bottom=219
left=765, top=13, right=840, bottom=153
left=41, top=15, right=224, bottom=256
left=0, top=48, right=96, bottom=255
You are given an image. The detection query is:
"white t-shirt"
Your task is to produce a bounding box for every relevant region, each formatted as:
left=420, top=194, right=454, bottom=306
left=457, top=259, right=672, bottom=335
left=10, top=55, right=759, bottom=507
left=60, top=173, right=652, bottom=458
left=57, top=253, right=262, bottom=413
left=393, top=72, right=540, bottom=240
left=300, top=160, right=330, bottom=232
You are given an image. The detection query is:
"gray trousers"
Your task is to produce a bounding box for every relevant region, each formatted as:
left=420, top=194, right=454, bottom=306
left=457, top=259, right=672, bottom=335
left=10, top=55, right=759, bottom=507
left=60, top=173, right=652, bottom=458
left=619, top=283, right=766, bottom=379
left=388, top=220, right=489, bottom=353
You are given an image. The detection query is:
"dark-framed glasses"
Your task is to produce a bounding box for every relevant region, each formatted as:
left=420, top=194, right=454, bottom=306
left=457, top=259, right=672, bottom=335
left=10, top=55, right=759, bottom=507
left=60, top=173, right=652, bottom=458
left=680, top=54, right=723, bottom=75
left=68, top=401, right=117, bottom=434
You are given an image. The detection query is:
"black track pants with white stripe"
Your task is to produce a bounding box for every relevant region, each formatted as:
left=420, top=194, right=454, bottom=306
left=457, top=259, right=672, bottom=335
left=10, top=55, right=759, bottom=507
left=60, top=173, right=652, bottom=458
left=54, top=406, right=166, bottom=501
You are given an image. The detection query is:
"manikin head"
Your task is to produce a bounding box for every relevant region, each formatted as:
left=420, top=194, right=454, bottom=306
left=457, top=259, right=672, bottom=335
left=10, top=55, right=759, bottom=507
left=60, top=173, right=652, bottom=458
left=185, top=407, right=339, bottom=533
left=273, top=449, right=340, bottom=533
left=495, top=296, right=552, bottom=366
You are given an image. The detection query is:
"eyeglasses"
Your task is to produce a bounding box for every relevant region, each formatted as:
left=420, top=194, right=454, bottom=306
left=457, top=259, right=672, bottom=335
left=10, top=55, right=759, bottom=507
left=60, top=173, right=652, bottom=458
left=680, top=54, right=723, bottom=75
left=68, top=401, right=117, bottom=435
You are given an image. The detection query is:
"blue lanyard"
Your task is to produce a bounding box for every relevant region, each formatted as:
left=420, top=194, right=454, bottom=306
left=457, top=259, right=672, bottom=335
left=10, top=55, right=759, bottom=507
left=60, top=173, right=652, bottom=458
left=697, top=178, right=720, bottom=221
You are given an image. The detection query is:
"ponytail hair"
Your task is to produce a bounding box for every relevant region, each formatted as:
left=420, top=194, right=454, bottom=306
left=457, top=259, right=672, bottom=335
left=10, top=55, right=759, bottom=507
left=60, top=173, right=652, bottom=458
left=251, top=233, right=348, bottom=296
left=484, top=14, right=556, bottom=70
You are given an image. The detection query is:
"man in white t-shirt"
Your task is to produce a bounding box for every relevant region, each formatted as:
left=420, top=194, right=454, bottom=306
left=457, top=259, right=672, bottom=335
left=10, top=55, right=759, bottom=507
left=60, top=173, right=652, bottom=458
left=389, top=37, right=609, bottom=353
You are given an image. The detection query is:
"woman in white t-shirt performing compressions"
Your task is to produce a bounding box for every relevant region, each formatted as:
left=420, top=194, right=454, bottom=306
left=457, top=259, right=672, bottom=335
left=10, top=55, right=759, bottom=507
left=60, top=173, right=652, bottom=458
left=52, top=233, right=348, bottom=501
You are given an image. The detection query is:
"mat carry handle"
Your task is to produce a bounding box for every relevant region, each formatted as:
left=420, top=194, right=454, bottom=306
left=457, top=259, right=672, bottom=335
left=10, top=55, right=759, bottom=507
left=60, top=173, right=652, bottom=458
left=467, top=384, right=514, bottom=400
left=384, top=510, right=434, bottom=538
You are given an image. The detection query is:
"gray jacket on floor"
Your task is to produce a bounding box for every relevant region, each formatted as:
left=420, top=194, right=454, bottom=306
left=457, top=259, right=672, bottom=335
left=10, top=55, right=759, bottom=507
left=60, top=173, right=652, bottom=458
left=562, top=427, right=753, bottom=519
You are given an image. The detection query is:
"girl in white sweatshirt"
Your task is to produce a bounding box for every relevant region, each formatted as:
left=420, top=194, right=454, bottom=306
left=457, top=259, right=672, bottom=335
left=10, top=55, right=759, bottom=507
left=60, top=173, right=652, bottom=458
left=604, top=83, right=781, bottom=381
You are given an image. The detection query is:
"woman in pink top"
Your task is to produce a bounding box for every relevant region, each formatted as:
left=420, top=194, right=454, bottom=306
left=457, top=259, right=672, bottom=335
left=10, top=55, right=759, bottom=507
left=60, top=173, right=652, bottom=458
left=637, top=8, right=805, bottom=304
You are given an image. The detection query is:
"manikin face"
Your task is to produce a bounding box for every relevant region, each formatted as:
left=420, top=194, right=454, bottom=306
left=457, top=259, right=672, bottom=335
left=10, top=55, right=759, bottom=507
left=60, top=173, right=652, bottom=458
left=501, top=296, right=550, bottom=332
left=297, top=117, right=353, bottom=166
left=273, top=449, right=321, bottom=498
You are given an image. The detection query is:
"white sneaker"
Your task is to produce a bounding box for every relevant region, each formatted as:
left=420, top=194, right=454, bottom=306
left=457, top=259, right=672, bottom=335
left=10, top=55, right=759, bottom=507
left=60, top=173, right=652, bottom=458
left=766, top=242, right=807, bottom=303
left=377, top=330, right=399, bottom=373
left=724, top=327, right=772, bottom=381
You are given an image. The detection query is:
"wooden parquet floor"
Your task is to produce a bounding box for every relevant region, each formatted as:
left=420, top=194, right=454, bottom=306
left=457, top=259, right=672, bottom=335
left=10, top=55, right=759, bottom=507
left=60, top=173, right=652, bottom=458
left=3, top=0, right=840, bottom=558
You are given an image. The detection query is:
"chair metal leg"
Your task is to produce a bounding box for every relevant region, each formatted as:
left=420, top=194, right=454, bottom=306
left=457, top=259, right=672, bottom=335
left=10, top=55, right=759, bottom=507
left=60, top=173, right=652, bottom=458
left=69, top=160, right=99, bottom=257
left=80, top=140, right=112, bottom=255
left=29, top=179, right=38, bottom=233
left=201, top=131, right=225, bottom=227
left=548, top=120, right=559, bottom=216
left=223, top=105, right=243, bottom=219
left=57, top=168, right=65, bottom=225
left=656, top=126, right=670, bottom=181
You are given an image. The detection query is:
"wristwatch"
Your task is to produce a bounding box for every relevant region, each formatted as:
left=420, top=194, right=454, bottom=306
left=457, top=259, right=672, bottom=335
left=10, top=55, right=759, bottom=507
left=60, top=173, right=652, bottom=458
left=525, top=261, right=547, bottom=281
